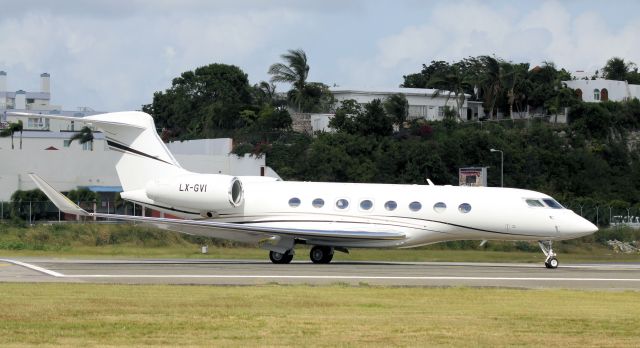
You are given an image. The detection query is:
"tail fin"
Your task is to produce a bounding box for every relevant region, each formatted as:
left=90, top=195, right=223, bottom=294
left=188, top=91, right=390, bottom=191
left=13, top=111, right=188, bottom=191
left=83, top=111, right=187, bottom=190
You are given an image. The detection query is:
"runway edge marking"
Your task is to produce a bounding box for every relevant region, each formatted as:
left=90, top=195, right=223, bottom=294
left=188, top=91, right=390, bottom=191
left=0, top=259, right=65, bottom=277
left=65, top=275, right=640, bottom=282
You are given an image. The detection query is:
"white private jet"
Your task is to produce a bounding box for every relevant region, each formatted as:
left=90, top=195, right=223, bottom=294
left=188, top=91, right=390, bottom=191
left=19, top=111, right=597, bottom=268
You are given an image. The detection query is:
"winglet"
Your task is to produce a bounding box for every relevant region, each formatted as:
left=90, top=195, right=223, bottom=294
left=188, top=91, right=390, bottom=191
left=28, top=173, right=91, bottom=216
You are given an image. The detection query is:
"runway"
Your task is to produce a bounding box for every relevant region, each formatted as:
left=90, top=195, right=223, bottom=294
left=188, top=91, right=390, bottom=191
left=2, top=258, right=640, bottom=289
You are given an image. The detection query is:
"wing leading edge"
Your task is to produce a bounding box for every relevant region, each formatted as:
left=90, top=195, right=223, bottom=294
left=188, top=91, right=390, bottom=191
left=28, top=173, right=406, bottom=242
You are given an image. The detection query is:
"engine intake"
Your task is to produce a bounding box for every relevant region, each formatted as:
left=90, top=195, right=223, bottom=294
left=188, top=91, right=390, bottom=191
left=145, top=174, right=244, bottom=212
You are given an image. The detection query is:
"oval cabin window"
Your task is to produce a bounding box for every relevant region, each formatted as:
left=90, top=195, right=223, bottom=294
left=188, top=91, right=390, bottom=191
left=288, top=197, right=301, bottom=207
left=384, top=201, right=397, bottom=211
left=312, top=198, right=325, bottom=208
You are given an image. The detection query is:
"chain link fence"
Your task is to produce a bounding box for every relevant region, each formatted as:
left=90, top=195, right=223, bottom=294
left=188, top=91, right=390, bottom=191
left=0, top=201, right=147, bottom=224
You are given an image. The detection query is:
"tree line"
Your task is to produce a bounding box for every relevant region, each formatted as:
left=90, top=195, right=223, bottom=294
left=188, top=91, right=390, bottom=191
left=137, top=51, right=640, bottom=221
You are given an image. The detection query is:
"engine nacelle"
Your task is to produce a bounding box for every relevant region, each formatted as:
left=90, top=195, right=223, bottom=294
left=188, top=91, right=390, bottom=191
left=145, top=173, right=243, bottom=213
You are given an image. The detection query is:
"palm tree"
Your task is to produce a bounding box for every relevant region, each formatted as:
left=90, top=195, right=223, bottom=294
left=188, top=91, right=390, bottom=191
left=254, top=81, right=277, bottom=105
left=268, top=49, right=309, bottom=112
left=500, top=62, right=529, bottom=117
left=480, top=56, right=503, bottom=119
left=68, top=126, right=94, bottom=150
left=602, top=57, right=636, bottom=81
left=0, top=120, right=23, bottom=149
left=428, top=64, right=472, bottom=121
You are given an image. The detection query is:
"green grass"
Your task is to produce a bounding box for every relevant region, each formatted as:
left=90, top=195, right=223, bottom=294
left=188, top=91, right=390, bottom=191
left=0, top=283, right=639, bottom=347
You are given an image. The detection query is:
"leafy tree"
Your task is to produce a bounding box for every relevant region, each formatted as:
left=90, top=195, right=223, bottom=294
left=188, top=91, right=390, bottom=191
left=602, top=57, right=636, bottom=81
left=67, top=188, right=98, bottom=204
left=401, top=60, right=450, bottom=88
left=329, top=99, right=392, bottom=136
left=268, top=49, right=310, bottom=112
left=10, top=189, right=49, bottom=221
left=383, top=93, right=409, bottom=127
left=0, top=120, right=23, bottom=149
left=145, top=63, right=253, bottom=139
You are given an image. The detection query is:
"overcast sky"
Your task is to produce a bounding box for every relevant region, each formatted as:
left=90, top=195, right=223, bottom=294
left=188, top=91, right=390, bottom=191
left=1, top=0, right=639, bottom=111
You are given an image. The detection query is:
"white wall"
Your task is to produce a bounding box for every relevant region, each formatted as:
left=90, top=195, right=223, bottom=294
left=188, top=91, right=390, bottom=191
left=0, top=132, right=280, bottom=201
left=330, top=87, right=473, bottom=121
left=563, top=79, right=640, bottom=102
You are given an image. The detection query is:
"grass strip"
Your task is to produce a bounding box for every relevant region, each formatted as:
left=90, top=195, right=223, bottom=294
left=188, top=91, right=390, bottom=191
left=0, top=283, right=639, bottom=347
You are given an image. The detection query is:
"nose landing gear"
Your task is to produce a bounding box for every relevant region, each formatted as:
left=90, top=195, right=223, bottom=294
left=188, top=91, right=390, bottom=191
left=538, top=240, right=558, bottom=269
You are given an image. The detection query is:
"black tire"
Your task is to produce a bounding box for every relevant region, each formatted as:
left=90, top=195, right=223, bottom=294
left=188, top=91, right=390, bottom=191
left=546, top=257, right=559, bottom=269
left=310, top=246, right=334, bottom=264
left=269, top=250, right=293, bottom=264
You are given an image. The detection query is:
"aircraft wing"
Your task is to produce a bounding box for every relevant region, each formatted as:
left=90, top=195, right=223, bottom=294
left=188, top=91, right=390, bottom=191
left=29, top=173, right=405, bottom=244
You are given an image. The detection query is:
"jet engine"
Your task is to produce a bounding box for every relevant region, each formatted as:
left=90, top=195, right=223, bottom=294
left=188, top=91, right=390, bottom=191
left=145, top=173, right=243, bottom=213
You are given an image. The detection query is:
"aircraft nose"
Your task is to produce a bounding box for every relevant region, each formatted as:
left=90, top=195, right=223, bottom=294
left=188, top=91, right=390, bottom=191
left=565, top=216, right=598, bottom=237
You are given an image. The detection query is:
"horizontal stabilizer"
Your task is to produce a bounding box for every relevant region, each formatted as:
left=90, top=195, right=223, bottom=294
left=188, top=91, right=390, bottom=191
left=28, top=173, right=90, bottom=216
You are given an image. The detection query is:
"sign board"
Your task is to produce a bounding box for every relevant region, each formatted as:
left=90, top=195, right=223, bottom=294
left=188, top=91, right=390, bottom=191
left=459, top=167, right=488, bottom=187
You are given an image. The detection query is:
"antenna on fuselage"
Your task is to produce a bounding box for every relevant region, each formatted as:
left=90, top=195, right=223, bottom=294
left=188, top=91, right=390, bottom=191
left=426, top=179, right=435, bottom=186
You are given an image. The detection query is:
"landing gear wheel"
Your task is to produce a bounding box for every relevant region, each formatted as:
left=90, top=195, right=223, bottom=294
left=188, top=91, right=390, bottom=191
left=310, top=246, right=334, bottom=264
left=545, top=257, right=559, bottom=269
left=538, top=240, right=558, bottom=269
left=269, top=250, right=293, bottom=264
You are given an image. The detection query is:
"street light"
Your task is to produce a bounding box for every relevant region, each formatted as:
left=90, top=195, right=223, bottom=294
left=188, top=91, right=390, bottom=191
left=490, top=148, right=503, bottom=187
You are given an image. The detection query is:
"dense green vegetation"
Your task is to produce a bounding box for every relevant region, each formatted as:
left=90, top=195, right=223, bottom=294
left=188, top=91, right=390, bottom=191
left=137, top=52, right=640, bottom=219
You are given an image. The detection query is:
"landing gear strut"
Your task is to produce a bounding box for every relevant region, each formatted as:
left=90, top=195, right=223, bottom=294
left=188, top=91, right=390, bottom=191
left=310, top=246, right=334, bottom=264
left=538, top=240, right=558, bottom=269
left=269, top=250, right=294, bottom=264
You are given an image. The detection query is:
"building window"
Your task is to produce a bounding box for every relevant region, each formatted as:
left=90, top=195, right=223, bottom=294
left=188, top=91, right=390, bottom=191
left=438, top=106, right=445, bottom=118
left=27, top=117, right=43, bottom=128
left=82, top=142, right=93, bottom=151
left=594, top=89, right=600, bottom=101
left=408, top=105, right=426, bottom=119
left=63, top=140, right=71, bottom=147
left=288, top=197, right=301, bottom=207
left=601, top=88, right=609, bottom=102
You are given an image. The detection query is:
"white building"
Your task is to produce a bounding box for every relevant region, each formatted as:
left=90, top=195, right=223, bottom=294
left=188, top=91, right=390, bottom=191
left=330, top=87, right=483, bottom=121
left=0, top=71, right=279, bottom=202
left=304, top=87, right=483, bottom=133
left=0, top=129, right=279, bottom=202
left=0, top=71, right=61, bottom=112
left=563, top=79, right=640, bottom=103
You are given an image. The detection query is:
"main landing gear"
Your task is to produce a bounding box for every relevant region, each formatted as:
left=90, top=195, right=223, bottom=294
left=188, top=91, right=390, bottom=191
left=538, top=240, right=559, bottom=269
left=269, top=250, right=294, bottom=264
left=309, top=246, right=334, bottom=264
left=268, top=246, right=336, bottom=264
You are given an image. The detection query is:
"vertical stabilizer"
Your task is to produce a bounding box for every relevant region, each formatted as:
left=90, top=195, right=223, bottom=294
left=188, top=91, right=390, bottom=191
left=78, top=111, right=188, bottom=191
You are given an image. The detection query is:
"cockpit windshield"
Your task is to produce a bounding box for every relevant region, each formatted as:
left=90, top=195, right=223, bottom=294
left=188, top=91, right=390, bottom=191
left=542, top=198, right=564, bottom=209
left=526, top=199, right=545, bottom=207
left=525, top=198, right=564, bottom=209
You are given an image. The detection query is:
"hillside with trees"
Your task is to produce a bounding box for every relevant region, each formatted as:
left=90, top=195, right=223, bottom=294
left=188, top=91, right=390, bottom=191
left=142, top=52, right=640, bottom=223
